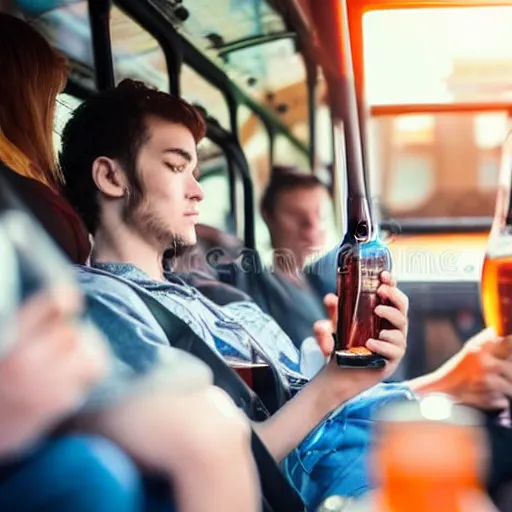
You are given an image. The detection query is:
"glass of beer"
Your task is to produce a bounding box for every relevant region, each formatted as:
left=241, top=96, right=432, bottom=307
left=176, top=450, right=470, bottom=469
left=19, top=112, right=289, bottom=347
left=481, top=133, right=512, bottom=338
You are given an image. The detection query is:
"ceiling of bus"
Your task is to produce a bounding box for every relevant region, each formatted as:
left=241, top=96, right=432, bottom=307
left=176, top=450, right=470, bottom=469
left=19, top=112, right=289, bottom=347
left=11, top=0, right=312, bottom=143
left=176, top=0, right=305, bottom=93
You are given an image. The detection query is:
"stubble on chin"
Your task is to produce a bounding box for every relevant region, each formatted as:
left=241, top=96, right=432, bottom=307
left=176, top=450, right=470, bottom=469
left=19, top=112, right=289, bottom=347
left=125, top=202, right=188, bottom=256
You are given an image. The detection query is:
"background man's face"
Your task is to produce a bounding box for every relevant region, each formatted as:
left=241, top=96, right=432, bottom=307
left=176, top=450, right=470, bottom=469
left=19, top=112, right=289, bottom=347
left=267, top=185, right=328, bottom=266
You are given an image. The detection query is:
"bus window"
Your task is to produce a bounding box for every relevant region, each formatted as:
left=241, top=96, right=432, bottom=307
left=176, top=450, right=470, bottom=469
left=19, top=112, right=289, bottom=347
left=29, top=2, right=95, bottom=91
left=53, top=93, right=82, bottom=153
left=110, top=6, right=168, bottom=90
left=363, top=6, right=512, bottom=106
left=315, top=103, right=333, bottom=168
left=363, top=6, right=512, bottom=223
left=370, top=112, right=510, bottom=221
left=228, top=38, right=309, bottom=144
left=239, top=105, right=270, bottom=189
left=274, top=133, right=309, bottom=170
left=197, top=138, right=233, bottom=233
left=238, top=104, right=271, bottom=252
left=180, top=65, right=230, bottom=130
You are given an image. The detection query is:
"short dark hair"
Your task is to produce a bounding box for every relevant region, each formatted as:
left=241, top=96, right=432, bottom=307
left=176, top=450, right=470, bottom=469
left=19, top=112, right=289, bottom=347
left=260, top=166, right=326, bottom=216
left=59, top=79, right=206, bottom=233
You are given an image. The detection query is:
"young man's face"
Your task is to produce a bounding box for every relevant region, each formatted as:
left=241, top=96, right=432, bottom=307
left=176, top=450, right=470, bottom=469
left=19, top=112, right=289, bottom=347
left=126, top=116, right=203, bottom=250
left=266, top=185, right=328, bottom=266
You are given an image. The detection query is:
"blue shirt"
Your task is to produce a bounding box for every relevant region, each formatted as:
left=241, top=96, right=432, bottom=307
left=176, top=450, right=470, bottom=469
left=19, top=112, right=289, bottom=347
left=77, top=262, right=327, bottom=389
left=305, top=245, right=339, bottom=297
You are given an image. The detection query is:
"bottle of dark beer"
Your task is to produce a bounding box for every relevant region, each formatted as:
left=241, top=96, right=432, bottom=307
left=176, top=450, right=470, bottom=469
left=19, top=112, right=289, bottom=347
left=327, top=0, right=393, bottom=369
left=334, top=156, right=392, bottom=369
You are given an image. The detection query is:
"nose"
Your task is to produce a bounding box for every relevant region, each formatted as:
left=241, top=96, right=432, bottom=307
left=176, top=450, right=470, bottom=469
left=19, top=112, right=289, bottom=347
left=301, top=215, right=320, bottom=233
left=187, top=175, right=204, bottom=203
left=303, top=216, right=315, bottom=229
left=301, top=215, right=325, bottom=243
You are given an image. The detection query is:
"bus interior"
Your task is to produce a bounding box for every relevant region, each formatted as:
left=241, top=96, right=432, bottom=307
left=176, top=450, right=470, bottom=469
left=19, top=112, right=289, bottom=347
left=2, top=0, right=512, bottom=381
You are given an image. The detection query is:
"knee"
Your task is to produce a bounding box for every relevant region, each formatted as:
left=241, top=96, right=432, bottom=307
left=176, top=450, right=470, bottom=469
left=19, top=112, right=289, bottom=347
left=58, top=435, right=139, bottom=483
left=47, top=435, right=143, bottom=507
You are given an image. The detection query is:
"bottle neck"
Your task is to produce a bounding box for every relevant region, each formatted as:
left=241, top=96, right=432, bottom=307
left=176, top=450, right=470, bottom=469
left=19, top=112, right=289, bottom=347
left=338, top=112, right=374, bottom=241
left=346, top=192, right=375, bottom=241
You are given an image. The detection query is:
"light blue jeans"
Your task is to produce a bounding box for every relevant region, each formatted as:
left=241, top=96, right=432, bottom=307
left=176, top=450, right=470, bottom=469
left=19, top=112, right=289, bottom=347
left=283, top=382, right=415, bottom=510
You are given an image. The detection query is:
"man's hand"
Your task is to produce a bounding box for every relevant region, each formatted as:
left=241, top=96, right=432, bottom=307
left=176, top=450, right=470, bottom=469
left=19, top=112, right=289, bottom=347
left=253, top=272, right=409, bottom=462
left=410, top=328, right=512, bottom=411
left=313, top=271, right=408, bottom=381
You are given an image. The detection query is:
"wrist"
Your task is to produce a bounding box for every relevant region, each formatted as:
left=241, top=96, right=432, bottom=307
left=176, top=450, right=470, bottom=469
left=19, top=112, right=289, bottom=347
left=315, top=363, right=373, bottom=413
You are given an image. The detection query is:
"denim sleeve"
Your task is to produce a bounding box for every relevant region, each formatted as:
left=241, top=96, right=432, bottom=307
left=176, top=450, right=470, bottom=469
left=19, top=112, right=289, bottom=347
left=76, top=269, right=174, bottom=374
left=75, top=269, right=214, bottom=411
left=305, top=246, right=338, bottom=297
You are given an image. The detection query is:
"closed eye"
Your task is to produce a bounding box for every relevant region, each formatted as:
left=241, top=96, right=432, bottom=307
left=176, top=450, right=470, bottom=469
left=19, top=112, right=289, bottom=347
left=165, top=162, right=185, bottom=173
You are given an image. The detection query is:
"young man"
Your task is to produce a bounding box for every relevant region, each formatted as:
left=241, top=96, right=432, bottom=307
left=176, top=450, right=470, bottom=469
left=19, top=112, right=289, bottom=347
left=58, top=80, right=511, bottom=508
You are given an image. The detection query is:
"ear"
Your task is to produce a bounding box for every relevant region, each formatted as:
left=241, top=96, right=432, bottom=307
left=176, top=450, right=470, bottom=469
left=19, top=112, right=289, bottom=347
left=91, top=157, right=127, bottom=199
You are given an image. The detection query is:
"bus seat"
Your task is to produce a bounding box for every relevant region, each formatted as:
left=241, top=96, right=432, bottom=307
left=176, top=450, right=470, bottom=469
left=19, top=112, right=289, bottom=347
left=171, top=223, right=243, bottom=276
left=196, top=223, right=244, bottom=257
left=0, top=162, right=91, bottom=264
left=170, top=223, right=327, bottom=351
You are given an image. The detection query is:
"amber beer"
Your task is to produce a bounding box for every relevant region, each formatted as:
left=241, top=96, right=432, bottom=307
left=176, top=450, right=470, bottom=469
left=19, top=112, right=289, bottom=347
left=336, top=227, right=392, bottom=368
left=481, top=136, right=512, bottom=339
left=481, top=255, right=512, bottom=337
left=229, top=361, right=270, bottom=390
left=369, top=396, right=495, bottom=512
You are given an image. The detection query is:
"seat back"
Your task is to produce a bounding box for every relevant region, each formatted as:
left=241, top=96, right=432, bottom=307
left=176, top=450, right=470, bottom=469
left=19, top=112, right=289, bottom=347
left=0, top=162, right=91, bottom=264
left=170, top=223, right=328, bottom=352
left=170, top=223, right=244, bottom=276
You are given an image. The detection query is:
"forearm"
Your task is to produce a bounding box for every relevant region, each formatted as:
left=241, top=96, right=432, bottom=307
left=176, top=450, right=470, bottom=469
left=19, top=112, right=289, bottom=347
left=0, top=406, right=68, bottom=460
left=253, top=368, right=369, bottom=462
left=84, top=409, right=259, bottom=512
left=72, top=389, right=260, bottom=511
left=170, top=447, right=259, bottom=512
left=407, top=368, right=458, bottom=397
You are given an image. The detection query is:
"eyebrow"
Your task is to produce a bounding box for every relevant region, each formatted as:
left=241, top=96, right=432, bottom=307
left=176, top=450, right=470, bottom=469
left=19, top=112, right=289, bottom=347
left=163, top=148, right=194, bottom=162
